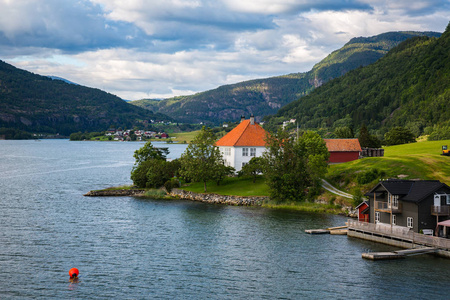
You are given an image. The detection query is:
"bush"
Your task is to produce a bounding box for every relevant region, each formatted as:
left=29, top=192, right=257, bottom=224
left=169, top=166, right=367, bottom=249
left=356, top=168, right=385, bottom=185
left=427, top=124, right=450, bottom=141
left=164, top=178, right=180, bottom=193
left=145, top=159, right=181, bottom=189
left=352, top=189, right=364, bottom=207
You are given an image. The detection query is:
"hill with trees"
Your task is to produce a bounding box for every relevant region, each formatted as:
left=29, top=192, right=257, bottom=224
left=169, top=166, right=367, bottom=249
left=265, top=23, right=450, bottom=139
left=131, top=31, right=440, bottom=125
left=0, top=60, right=170, bottom=135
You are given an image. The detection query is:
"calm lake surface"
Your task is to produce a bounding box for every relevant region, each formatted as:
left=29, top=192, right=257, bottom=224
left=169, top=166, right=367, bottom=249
left=1, top=140, right=449, bottom=299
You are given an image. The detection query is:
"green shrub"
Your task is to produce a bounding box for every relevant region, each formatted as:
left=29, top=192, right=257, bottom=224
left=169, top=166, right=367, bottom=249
left=164, top=178, right=181, bottom=193
left=356, top=168, right=385, bottom=185
left=427, top=124, right=450, bottom=141
left=352, top=189, right=363, bottom=207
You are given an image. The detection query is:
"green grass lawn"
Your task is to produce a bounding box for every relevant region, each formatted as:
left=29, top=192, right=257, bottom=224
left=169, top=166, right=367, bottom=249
left=170, top=131, right=200, bottom=143
left=325, top=139, right=450, bottom=194
left=181, top=176, right=270, bottom=197
left=384, top=139, right=450, bottom=157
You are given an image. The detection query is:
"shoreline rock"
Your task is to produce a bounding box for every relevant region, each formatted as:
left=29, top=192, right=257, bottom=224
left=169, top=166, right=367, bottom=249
left=84, top=189, right=146, bottom=197
left=169, top=188, right=267, bottom=206
left=83, top=187, right=356, bottom=216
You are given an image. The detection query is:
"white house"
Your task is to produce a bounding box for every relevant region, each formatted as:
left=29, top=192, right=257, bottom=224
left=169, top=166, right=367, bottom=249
left=216, top=115, right=267, bottom=172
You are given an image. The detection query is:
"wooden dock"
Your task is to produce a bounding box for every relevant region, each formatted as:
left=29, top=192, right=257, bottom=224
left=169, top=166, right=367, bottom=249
left=362, top=247, right=437, bottom=260
left=305, top=225, right=348, bottom=235
left=305, top=229, right=330, bottom=234
left=330, top=229, right=348, bottom=235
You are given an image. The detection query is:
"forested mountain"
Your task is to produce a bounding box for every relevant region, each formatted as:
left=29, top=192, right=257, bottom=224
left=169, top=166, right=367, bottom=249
left=266, top=24, right=450, bottom=137
left=0, top=60, right=170, bottom=135
left=132, top=31, right=440, bottom=125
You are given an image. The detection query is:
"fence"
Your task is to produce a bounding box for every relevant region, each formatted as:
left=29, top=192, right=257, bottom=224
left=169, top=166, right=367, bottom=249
left=347, top=219, right=450, bottom=250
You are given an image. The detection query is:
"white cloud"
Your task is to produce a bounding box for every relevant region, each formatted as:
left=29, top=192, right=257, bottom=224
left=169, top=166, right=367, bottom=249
left=1, top=0, right=448, bottom=101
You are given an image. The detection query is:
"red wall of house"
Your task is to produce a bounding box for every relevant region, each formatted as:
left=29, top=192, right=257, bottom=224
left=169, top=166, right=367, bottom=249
left=358, top=203, right=369, bottom=222
left=329, top=151, right=360, bottom=163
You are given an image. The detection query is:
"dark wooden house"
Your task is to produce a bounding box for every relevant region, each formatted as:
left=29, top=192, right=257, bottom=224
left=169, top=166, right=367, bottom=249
left=365, top=179, right=450, bottom=234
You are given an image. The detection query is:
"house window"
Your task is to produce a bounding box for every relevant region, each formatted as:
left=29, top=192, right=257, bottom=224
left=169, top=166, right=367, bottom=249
left=224, top=147, right=231, bottom=156
left=242, top=148, right=249, bottom=156
left=388, top=194, right=399, bottom=208
left=242, top=162, right=248, bottom=168
left=375, top=212, right=380, bottom=223
left=447, top=194, right=450, bottom=205
left=392, top=215, right=396, bottom=225
left=250, top=148, right=256, bottom=157
left=407, top=217, right=413, bottom=228
left=392, top=195, right=398, bottom=208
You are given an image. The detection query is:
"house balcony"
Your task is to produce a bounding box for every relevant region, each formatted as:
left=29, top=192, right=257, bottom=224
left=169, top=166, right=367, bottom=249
left=374, top=201, right=402, bottom=213
left=431, top=205, right=450, bottom=216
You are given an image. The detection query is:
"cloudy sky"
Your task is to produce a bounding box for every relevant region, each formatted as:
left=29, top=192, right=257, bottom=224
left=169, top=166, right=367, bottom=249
left=1, top=0, right=448, bottom=100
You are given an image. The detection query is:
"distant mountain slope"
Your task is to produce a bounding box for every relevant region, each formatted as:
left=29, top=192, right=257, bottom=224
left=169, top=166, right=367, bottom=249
left=132, top=31, right=441, bottom=124
left=47, top=76, right=79, bottom=85
left=266, top=25, right=450, bottom=136
left=0, top=60, right=170, bottom=135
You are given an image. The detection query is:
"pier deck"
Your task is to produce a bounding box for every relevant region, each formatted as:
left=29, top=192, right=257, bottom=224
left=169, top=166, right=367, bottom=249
left=305, top=229, right=330, bottom=234
left=362, top=247, right=437, bottom=260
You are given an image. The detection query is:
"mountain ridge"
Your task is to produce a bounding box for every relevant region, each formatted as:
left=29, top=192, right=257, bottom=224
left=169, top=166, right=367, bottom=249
left=265, top=25, right=450, bottom=137
left=132, top=31, right=441, bottom=124
left=0, top=60, right=170, bottom=135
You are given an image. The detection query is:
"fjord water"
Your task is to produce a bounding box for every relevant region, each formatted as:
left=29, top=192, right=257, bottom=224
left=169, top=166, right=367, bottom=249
left=1, top=140, right=449, bottom=299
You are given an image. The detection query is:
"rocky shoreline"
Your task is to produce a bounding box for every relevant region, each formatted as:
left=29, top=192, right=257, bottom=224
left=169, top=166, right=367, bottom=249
left=83, top=187, right=266, bottom=206
left=84, top=189, right=146, bottom=197
left=169, top=188, right=267, bottom=206
left=83, top=187, right=356, bottom=216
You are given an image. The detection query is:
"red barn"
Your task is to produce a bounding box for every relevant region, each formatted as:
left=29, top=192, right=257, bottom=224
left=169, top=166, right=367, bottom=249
left=324, top=139, right=362, bottom=163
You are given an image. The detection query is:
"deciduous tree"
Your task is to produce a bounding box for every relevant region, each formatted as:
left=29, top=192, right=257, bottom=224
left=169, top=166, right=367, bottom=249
left=179, top=127, right=228, bottom=192
left=263, top=129, right=329, bottom=203
left=239, top=157, right=266, bottom=183
left=131, top=141, right=173, bottom=188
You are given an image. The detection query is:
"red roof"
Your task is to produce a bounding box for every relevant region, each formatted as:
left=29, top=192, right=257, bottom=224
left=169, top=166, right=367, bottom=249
left=216, top=120, right=267, bottom=147
left=324, top=139, right=361, bottom=152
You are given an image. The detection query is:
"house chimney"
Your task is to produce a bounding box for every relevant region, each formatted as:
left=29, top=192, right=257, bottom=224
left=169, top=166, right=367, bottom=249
left=240, top=115, right=245, bottom=123
left=250, top=114, right=255, bottom=125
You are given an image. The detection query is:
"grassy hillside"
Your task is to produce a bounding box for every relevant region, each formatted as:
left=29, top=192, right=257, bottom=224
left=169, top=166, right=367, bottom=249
left=0, top=60, right=170, bottom=135
left=267, top=25, right=450, bottom=137
left=132, top=31, right=440, bottom=125
left=325, top=140, right=450, bottom=196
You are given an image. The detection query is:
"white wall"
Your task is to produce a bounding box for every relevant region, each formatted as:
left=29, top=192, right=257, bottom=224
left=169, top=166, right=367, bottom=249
left=219, top=146, right=265, bottom=172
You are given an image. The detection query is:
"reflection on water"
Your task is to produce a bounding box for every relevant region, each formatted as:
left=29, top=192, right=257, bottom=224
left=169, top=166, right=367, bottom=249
left=0, top=140, right=449, bottom=299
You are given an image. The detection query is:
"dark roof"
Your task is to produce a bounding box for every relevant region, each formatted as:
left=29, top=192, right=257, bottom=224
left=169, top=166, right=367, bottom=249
left=401, top=181, right=446, bottom=202
left=367, top=179, right=449, bottom=203
left=355, top=201, right=369, bottom=209
left=381, top=180, right=415, bottom=195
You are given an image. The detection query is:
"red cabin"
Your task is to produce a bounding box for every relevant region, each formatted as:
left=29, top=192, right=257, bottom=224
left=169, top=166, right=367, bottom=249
left=324, top=139, right=362, bottom=163
left=355, top=201, right=369, bottom=222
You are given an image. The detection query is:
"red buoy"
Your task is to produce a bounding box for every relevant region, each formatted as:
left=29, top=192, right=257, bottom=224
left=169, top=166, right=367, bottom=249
left=69, top=268, right=79, bottom=278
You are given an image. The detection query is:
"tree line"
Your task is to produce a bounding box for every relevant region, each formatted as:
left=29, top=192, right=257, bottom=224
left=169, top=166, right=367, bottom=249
left=130, top=126, right=330, bottom=203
